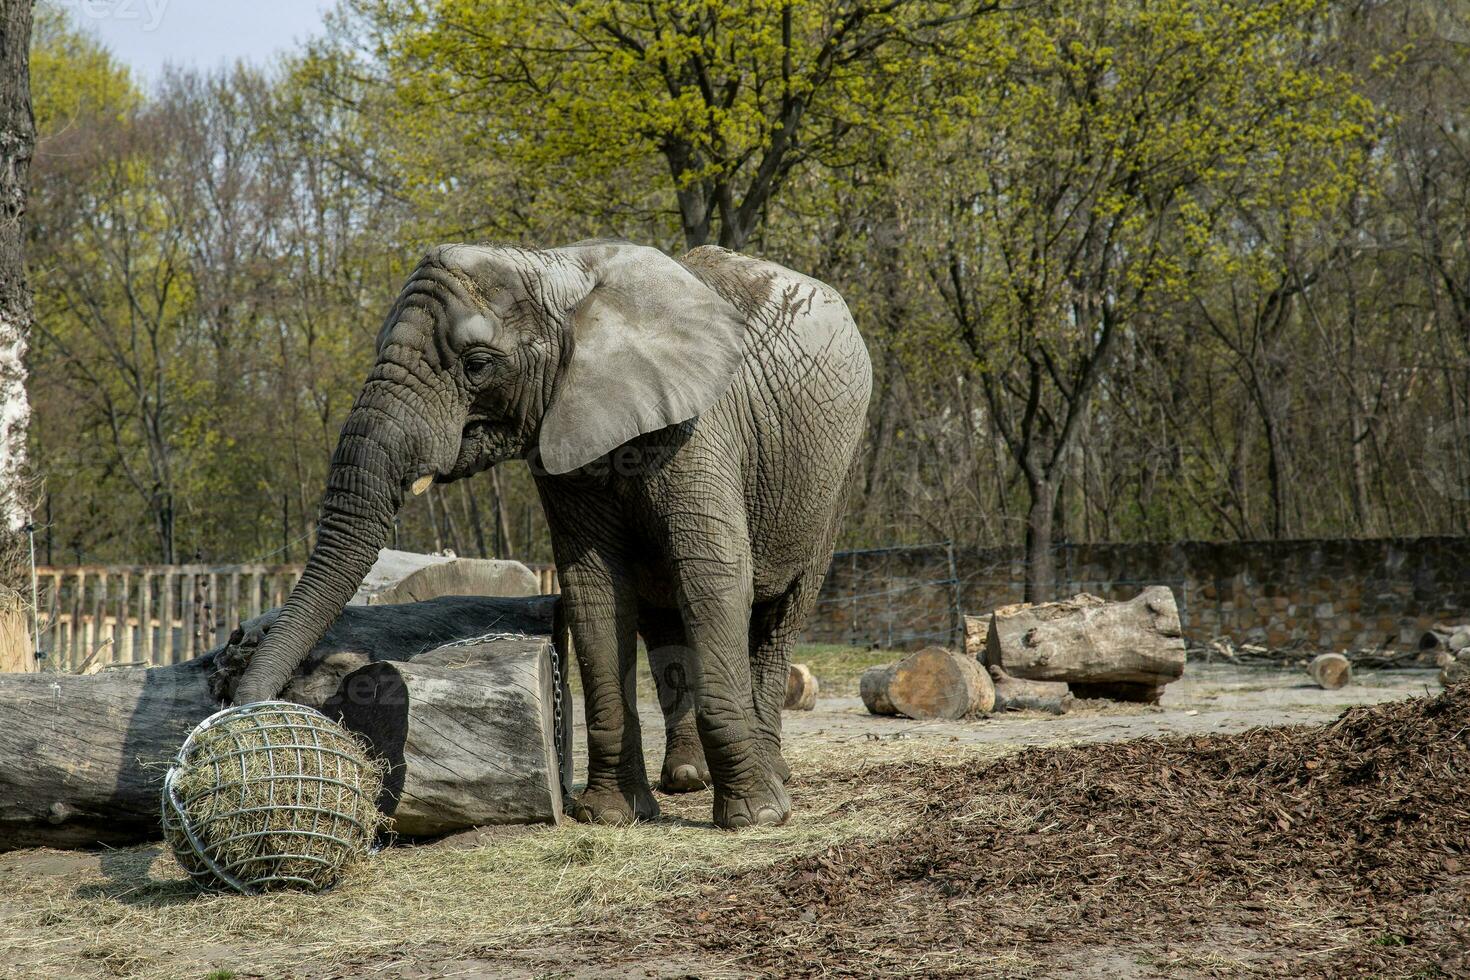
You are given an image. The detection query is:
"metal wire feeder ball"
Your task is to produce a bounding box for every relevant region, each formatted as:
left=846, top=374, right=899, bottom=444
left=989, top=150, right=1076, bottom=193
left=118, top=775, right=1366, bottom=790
left=161, top=700, right=386, bottom=895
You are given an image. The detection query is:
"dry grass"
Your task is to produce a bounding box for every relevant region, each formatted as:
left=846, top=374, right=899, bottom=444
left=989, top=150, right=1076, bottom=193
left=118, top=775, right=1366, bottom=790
left=789, top=643, right=895, bottom=697
left=0, top=592, right=32, bottom=673
left=1, top=739, right=922, bottom=980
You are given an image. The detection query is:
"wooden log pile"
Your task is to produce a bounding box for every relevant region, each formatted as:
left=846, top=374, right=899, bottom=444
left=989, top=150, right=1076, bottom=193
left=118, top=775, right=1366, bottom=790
left=971, top=587, right=1187, bottom=703
left=0, top=595, right=567, bottom=852
left=1418, top=624, right=1470, bottom=657
left=1189, top=637, right=1426, bottom=670
left=858, top=588, right=1188, bottom=720
left=1420, top=623, right=1470, bottom=687
left=1422, top=625, right=1470, bottom=687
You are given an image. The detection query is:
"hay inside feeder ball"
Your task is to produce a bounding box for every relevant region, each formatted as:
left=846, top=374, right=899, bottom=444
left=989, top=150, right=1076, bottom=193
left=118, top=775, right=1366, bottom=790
left=162, top=701, right=386, bottom=894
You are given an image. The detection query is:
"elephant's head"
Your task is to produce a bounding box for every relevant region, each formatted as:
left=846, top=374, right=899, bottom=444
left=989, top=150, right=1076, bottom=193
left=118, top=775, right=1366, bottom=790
left=231, top=240, right=745, bottom=703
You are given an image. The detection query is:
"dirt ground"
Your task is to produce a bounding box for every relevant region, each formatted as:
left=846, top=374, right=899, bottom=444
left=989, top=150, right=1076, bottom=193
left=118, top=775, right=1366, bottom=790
left=0, top=662, right=1456, bottom=979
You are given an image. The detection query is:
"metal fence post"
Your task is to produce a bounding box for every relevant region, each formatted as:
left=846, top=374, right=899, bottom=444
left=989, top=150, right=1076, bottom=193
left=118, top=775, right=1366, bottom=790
left=946, top=540, right=962, bottom=646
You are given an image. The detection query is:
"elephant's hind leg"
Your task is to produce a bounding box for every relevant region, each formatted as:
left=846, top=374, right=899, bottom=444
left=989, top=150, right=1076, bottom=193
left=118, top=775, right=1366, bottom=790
left=658, top=505, right=789, bottom=828
left=749, top=544, right=835, bottom=785
left=640, top=606, right=711, bottom=792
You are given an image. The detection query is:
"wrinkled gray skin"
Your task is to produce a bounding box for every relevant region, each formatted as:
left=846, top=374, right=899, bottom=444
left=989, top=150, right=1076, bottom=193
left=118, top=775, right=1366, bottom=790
left=231, top=241, right=871, bottom=829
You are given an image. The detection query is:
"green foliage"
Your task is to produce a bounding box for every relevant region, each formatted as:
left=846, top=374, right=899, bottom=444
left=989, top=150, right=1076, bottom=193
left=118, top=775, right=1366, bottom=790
left=30, top=6, right=137, bottom=138
left=20, top=0, right=1470, bottom=564
left=329, top=0, right=994, bottom=247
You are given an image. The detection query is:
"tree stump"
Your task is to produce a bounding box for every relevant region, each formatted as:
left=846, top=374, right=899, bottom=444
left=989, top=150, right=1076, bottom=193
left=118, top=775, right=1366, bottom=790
left=981, top=587, right=1186, bottom=703
left=988, top=665, right=1072, bottom=714
left=859, top=647, right=994, bottom=720
left=1307, top=652, right=1352, bottom=690
left=0, top=595, right=566, bottom=852
left=785, top=663, right=818, bottom=710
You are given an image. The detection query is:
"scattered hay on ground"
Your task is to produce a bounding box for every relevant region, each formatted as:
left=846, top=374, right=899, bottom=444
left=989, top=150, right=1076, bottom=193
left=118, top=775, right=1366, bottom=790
left=0, top=749, right=913, bottom=980
left=603, top=685, right=1470, bottom=978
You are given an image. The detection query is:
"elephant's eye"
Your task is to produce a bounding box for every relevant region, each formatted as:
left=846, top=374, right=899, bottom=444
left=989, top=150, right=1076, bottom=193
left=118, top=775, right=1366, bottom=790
left=462, top=350, right=495, bottom=377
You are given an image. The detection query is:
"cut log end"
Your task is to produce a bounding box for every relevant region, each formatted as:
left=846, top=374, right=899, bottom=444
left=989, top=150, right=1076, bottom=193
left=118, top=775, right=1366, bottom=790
left=860, top=664, right=897, bottom=716
left=1440, top=660, right=1470, bottom=688
left=784, top=663, right=818, bottom=711
left=1307, top=652, right=1352, bottom=691
left=860, top=647, right=993, bottom=720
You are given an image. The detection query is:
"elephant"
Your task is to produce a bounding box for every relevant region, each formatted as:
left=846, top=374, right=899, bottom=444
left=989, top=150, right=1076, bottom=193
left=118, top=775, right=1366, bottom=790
left=230, top=240, right=872, bottom=830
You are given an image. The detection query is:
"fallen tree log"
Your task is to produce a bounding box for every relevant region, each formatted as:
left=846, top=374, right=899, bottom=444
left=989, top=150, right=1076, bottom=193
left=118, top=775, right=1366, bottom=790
left=860, top=647, right=994, bottom=720
left=979, top=587, right=1186, bottom=704
left=785, top=663, right=818, bottom=710
left=1307, top=652, right=1352, bottom=690
left=0, top=595, right=566, bottom=852
left=351, top=548, right=541, bottom=605
left=988, top=665, right=1072, bottom=715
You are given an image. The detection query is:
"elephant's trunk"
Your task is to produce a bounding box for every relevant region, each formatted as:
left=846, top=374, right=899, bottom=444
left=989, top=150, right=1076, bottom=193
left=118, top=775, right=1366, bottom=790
left=232, top=380, right=440, bottom=704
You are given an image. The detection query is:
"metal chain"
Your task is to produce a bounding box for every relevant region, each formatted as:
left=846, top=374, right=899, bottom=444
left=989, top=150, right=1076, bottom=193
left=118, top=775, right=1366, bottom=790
left=427, top=631, right=531, bottom=651
left=550, top=639, right=567, bottom=801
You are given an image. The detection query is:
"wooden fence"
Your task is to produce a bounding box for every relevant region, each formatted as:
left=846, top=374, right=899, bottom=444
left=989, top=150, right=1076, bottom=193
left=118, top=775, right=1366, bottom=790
left=31, top=560, right=561, bottom=671
left=531, top=564, right=560, bottom=596
left=35, top=565, right=305, bottom=671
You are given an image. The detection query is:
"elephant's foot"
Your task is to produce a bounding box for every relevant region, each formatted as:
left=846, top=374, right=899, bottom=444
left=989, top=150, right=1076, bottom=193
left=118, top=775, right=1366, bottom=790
left=659, top=740, right=711, bottom=793
left=570, top=780, right=659, bottom=826
left=765, top=747, right=791, bottom=784
left=713, top=775, right=791, bottom=830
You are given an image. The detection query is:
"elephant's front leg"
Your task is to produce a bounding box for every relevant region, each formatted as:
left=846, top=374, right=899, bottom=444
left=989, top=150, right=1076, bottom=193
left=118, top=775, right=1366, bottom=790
left=544, top=485, right=658, bottom=825
left=561, top=560, right=658, bottom=825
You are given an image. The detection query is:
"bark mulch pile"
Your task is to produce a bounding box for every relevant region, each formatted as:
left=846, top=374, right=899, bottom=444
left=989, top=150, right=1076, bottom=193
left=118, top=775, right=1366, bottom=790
left=615, top=687, right=1470, bottom=977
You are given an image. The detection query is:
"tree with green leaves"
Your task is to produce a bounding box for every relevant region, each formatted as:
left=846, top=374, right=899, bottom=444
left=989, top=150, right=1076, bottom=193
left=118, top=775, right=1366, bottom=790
left=922, top=0, right=1376, bottom=598
left=330, top=0, right=1000, bottom=249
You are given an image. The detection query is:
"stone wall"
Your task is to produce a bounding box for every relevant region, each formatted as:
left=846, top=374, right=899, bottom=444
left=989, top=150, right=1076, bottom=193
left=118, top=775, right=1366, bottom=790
left=804, top=537, right=1470, bottom=652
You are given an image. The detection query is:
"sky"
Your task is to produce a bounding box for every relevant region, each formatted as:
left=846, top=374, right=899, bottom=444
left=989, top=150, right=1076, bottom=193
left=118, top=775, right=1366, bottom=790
left=50, top=0, right=334, bottom=82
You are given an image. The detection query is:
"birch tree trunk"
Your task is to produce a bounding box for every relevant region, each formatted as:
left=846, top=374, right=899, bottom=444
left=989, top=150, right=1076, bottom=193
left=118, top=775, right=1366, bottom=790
left=0, top=0, right=33, bottom=671
left=0, top=0, right=29, bottom=553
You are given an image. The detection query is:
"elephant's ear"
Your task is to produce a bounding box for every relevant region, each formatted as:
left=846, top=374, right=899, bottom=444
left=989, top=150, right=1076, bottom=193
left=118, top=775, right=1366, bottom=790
left=537, top=240, right=746, bottom=476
